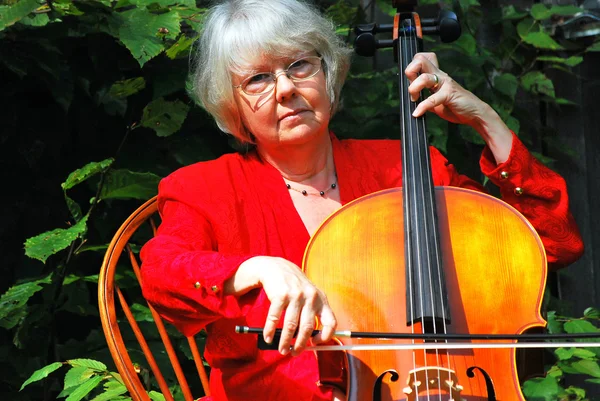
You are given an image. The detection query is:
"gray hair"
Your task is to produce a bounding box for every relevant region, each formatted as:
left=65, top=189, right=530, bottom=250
left=191, top=0, right=352, bottom=143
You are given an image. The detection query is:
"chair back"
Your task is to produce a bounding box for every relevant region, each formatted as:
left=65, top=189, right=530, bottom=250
left=98, top=197, right=211, bottom=401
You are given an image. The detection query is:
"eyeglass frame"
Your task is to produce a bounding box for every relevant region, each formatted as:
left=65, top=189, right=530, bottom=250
left=233, top=55, right=323, bottom=96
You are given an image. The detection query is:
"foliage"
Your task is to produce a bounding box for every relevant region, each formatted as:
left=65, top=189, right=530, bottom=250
left=523, top=308, right=600, bottom=400
left=20, top=358, right=168, bottom=401
left=0, top=0, right=598, bottom=399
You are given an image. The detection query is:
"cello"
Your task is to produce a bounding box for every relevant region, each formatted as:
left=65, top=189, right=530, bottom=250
left=303, top=2, right=546, bottom=400
left=235, top=0, right=595, bottom=398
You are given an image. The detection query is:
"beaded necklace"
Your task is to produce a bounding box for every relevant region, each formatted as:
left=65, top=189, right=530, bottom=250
left=285, top=180, right=337, bottom=197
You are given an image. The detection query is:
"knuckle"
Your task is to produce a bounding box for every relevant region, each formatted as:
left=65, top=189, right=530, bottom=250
left=266, top=314, right=280, bottom=324
left=304, top=286, right=318, bottom=301
left=299, top=322, right=315, bottom=333
left=284, top=321, right=299, bottom=331
left=287, top=289, right=302, bottom=300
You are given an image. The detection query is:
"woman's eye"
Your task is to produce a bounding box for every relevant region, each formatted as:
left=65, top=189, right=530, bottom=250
left=247, top=73, right=271, bottom=84
left=289, top=60, right=309, bottom=71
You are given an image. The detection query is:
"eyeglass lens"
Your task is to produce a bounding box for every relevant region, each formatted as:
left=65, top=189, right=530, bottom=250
left=241, top=57, right=321, bottom=95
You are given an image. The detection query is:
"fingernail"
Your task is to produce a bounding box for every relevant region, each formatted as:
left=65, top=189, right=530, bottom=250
left=264, top=335, right=272, bottom=344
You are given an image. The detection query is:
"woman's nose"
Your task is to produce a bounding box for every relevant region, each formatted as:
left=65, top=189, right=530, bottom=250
left=274, top=72, right=297, bottom=102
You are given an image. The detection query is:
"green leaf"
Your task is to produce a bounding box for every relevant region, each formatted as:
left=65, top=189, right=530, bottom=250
left=570, top=359, right=600, bottom=378
left=62, top=159, right=114, bottom=191
left=165, top=35, right=195, bottom=60
left=522, top=375, right=561, bottom=400
left=89, top=382, right=128, bottom=401
left=530, top=4, right=553, bottom=20
left=546, top=5, right=582, bottom=17
left=584, top=307, right=600, bottom=319
left=522, top=31, right=564, bottom=50
left=503, top=5, right=528, bottom=20
left=564, top=319, right=600, bottom=335
left=531, top=151, right=555, bottom=166
left=131, top=303, right=154, bottom=322
left=117, top=9, right=181, bottom=67
left=547, top=311, right=563, bottom=334
left=546, top=365, right=563, bottom=378
left=64, top=367, right=96, bottom=391
left=375, top=0, right=396, bottom=17
left=18, top=12, right=49, bottom=26
left=520, top=71, right=555, bottom=97
left=457, top=0, right=480, bottom=11
left=108, top=77, right=146, bottom=99
left=140, top=97, right=190, bottom=137
left=20, top=362, right=63, bottom=390
left=586, top=378, right=600, bottom=384
left=65, top=195, right=83, bottom=222
left=68, top=359, right=108, bottom=371
left=0, top=0, right=41, bottom=31
left=24, top=215, right=89, bottom=263
left=555, top=347, right=576, bottom=360
left=65, top=375, right=104, bottom=401
left=563, top=319, right=600, bottom=355
left=587, top=41, right=600, bottom=52
left=451, top=33, right=477, bottom=55
left=100, top=169, right=161, bottom=200
left=554, top=97, right=577, bottom=106
left=537, top=55, right=583, bottom=67
left=573, top=348, right=597, bottom=359
left=530, top=4, right=581, bottom=20
left=517, top=18, right=539, bottom=38
left=564, top=386, right=586, bottom=399
left=52, top=0, right=83, bottom=16
left=149, top=391, right=167, bottom=401
left=0, top=275, right=51, bottom=329
left=494, top=73, right=518, bottom=100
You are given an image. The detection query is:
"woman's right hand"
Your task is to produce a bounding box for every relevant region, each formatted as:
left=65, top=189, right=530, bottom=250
left=226, top=256, right=337, bottom=356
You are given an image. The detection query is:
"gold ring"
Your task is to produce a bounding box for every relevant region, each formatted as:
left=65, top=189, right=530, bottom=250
left=432, top=73, right=440, bottom=91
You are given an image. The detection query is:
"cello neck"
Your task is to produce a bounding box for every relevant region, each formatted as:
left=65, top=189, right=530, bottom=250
left=396, top=12, right=450, bottom=325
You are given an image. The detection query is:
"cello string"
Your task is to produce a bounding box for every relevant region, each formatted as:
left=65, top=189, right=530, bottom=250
left=407, top=16, right=445, bottom=398
left=407, top=18, right=429, bottom=401
left=406, top=16, right=437, bottom=399
left=398, top=16, right=420, bottom=399
left=410, top=17, right=436, bottom=399
left=409, top=14, right=455, bottom=397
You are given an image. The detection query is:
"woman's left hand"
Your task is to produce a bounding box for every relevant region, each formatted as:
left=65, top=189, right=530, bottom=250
left=405, top=52, right=513, bottom=164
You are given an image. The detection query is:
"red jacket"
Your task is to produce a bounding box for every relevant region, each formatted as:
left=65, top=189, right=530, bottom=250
left=140, top=132, right=583, bottom=401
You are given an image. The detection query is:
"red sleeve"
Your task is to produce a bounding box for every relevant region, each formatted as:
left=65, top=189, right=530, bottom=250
left=140, top=174, right=256, bottom=337
left=429, top=132, right=583, bottom=269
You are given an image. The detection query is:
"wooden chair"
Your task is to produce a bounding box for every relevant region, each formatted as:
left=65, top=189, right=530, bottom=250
left=98, top=196, right=211, bottom=401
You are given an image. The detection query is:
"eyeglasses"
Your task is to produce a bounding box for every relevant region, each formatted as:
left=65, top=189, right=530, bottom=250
left=234, top=56, right=323, bottom=96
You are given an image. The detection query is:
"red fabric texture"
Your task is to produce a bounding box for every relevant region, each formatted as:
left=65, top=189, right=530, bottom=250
left=140, top=132, right=583, bottom=401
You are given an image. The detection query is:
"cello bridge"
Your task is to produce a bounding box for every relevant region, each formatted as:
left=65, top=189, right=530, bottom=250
left=403, top=367, right=463, bottom=401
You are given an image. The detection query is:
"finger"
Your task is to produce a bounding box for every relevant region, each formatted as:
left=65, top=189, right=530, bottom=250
left=412, top=91, right=446, bottom=118
left=312, top=308, right=337, bottom=345
left=416, top=52, right=439, bottom=68
left=278, top=299, right=302, bottom=355
left=291, top=305, right=316, bottom=355
left=405, top=53, right=438, bottom=82
left=408, top=73, right=442, bottom=102
left=263, top=299, right=286, bottom=344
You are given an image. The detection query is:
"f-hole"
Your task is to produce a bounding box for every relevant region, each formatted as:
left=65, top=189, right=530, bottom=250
left=373, top=370, right=399, bottom=401
left=467, top=366, right=497, bottom=401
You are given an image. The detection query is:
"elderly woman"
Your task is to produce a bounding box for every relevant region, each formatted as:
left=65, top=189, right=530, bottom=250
left=140, top=0, right=583, bottom=400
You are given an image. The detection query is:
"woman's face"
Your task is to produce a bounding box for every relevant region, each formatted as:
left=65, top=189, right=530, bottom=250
left=232, top=53, right=331, bottom=151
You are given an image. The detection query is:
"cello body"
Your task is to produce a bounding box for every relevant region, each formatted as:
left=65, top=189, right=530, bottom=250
left=303, top=186, right=547, bottom=400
